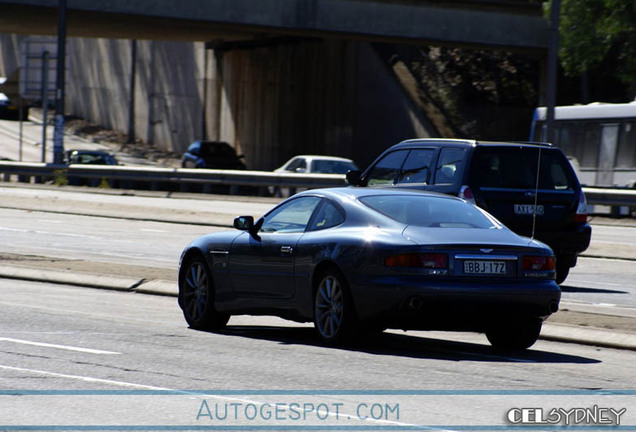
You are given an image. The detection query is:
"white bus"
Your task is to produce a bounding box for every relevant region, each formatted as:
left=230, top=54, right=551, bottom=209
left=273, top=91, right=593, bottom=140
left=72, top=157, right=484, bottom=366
left=530, top=102, right=636, bottom=187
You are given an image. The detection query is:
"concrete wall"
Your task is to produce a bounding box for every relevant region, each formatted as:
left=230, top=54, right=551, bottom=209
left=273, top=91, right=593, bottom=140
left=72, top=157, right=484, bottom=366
left=211, top=39, right=433, bottom=169
left=0, top=34, right=21, bottom=76
left=1, top=34, right=434, bottom=169
left=66, top=38, right=205, bottom=153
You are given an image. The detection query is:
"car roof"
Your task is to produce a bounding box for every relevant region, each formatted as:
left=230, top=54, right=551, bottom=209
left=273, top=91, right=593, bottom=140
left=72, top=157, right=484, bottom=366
left=295, top=186, right=461, bottom=203
left=390, top=138, right=553, bottom=150
left=288, top=155, right=355, bottom=162
left=68, top=149, right=114, bottom=155
left=197, top=140, right=232, bottom=147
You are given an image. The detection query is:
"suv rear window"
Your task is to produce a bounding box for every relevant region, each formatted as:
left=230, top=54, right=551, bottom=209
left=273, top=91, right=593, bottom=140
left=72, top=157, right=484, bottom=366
left=469, top=147, right=576, bottom=191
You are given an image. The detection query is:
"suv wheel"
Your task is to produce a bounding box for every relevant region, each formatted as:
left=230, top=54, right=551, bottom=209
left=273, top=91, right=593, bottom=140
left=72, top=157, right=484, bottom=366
left=555, top=254, right=574, bottom=285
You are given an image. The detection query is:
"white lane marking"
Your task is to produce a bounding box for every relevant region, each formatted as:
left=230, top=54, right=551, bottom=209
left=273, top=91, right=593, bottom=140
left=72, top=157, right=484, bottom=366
left=0, top=226, right=101, bottom=240
left=0, top=365, right=423, bottom=429
left=565, top=279, right=625, bottom=288
left=37, top=219, right=62, bottom=224
left=0, top=226, right=29, bottom=233
left=0, top=243, right=176, bottom=265
left=0, top=337, right=120, bottom=355
left=140, top=228, right=166, bottom=233
left=0, top=364, right=165, bottom=389
left=33, top=230, right=102, bottom=240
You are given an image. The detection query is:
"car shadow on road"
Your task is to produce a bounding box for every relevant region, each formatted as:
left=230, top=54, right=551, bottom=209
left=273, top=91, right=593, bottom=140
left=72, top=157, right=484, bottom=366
left=560, top=285, right=628, bottom=294
left=209, top=325, right=599, bottom=364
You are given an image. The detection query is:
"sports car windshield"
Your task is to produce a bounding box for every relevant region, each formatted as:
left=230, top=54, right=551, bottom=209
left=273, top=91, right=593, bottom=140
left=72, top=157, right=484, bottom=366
left=359, top=195, right=498, bottom=229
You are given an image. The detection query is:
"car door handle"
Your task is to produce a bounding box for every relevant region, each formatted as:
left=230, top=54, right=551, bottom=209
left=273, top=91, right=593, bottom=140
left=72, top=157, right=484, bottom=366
left=280, top=246, right=294, bottom=255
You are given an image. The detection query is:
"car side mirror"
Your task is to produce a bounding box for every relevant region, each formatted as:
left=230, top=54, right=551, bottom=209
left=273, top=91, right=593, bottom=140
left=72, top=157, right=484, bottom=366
left=346, top=170, right=362, bottom=186
left=234, top=216, right=262, bottom=239
left=234, top=216, right=254, bottom=231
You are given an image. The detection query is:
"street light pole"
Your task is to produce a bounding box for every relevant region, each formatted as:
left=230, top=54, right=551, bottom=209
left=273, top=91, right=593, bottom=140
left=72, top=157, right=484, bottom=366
left=545, top=0, right=560, bottom=144
left=53, top=0, right=67, bottom=164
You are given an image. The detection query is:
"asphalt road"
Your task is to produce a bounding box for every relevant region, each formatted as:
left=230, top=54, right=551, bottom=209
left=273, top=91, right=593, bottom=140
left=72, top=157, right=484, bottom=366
left=1, top=202, right=634, bottom=307
left=0, top=186, right=635, bottom=429
left=1, top=277, right=636, bottom=429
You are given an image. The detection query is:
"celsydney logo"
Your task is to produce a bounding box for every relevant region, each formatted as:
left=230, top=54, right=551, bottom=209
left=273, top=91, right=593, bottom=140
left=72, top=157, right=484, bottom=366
left=507, top=405, right=627, bottom=426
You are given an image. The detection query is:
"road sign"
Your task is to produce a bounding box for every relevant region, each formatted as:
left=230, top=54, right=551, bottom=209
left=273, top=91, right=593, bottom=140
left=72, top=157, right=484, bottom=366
left=19, top=37, right=64, bottom=102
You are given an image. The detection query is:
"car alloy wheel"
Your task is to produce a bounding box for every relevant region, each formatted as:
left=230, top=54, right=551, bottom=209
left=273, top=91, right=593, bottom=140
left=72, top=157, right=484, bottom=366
left=180, top=256, right=229, bottom=330
left=313, top=270, right=356, bottom=343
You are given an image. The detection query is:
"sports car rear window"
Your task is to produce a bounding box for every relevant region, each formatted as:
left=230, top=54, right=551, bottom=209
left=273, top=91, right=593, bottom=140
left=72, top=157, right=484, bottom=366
left=359, top=195, right=498, bottom=229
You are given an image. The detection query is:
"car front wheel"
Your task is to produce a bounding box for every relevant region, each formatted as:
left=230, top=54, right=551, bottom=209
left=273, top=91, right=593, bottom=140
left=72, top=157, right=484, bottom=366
left=486, top=318, right=542, bottom=351
left=179, top=256, right=229, bottom=330
left=313, top=269, right=357, bottom=343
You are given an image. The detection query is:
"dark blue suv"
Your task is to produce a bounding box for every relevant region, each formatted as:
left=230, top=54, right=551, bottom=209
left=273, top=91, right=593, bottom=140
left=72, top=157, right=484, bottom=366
left=181, top=141, right=246, bottom=170
left=346, top=138, right=591, bottom=284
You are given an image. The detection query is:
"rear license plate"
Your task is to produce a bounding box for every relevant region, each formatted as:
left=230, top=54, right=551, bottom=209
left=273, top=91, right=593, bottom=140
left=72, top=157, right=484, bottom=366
left=463, top=260, right=506, bottom=275
left=514, top=204, right=544, bottom=215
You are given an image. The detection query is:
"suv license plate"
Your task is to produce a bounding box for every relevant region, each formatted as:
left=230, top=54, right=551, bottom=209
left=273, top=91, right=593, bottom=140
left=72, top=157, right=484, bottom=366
left=514, top=204, right=544, bottom=215
left=463, top=260, right=506, bottom=275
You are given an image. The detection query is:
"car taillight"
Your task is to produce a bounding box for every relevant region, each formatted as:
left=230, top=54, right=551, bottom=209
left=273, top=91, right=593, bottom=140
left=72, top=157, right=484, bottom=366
left=574, top=190, right=588, bottom=223
left=385, top=253, right=448, bottom=269
left=459, top=185, right=475, bottom=204
left=522, top=256, right=555, bottom=271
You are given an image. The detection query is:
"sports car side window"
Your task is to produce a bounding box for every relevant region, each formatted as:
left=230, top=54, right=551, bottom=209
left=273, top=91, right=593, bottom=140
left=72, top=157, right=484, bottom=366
left=366, top=150, right=408, bottom=185
left=260, top=197, right=322, bottom=233
left=308, top=200, right=345, bottom=231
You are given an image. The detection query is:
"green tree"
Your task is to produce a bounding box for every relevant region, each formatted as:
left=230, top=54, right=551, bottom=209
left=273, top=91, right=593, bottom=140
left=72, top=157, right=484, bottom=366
left=555, top=0, right=636, bottom=98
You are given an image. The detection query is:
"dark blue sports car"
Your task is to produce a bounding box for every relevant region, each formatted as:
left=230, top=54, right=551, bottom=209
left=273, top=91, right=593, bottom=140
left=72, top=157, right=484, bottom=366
left=178, top=188, right=560, bottom=350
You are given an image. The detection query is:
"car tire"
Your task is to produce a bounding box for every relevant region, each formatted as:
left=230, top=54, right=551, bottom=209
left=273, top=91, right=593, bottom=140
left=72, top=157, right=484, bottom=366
left=486, top=318, right=542, bottom=351
left=555, top=259, right=570, bottom=285
left=313, top=269, right=357, bottom=344
left=179, top=255, right=230, bottom=330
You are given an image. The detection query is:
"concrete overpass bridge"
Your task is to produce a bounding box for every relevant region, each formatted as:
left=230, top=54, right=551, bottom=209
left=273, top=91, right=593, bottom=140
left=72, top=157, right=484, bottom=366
left=0, top=0, right=547, bottom=49
left=0, top=0, right=549, bottom=169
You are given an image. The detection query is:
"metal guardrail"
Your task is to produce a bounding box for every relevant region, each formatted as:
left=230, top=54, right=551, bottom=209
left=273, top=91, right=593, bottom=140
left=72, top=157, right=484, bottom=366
left=582, top=187, right=636, bottom=207
left=0, top=161, right=347, bottom=191
left=1, top=161, right=634, bottom=206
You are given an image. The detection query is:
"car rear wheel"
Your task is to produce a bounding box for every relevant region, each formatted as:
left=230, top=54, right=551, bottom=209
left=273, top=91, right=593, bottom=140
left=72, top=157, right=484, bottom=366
left=180, top=256, right=229, bottom=330
left=486, top=318, right=542, bottom=351
left=313, top=269, right=357, bottom=343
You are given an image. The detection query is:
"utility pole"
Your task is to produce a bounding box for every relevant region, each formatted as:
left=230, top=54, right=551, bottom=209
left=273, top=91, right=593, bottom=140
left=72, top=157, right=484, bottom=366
left=545, top=0, right=560, bottom=144
left=41, top=50, right=50, bottom=163
left=52, top=0, right=67, bottom=164
left=127, top=40, right=137, bottom=144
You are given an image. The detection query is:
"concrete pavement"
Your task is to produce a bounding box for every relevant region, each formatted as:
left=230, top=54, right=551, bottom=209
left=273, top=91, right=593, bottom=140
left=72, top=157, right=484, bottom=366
left=0, top=182, right=635, bottom=351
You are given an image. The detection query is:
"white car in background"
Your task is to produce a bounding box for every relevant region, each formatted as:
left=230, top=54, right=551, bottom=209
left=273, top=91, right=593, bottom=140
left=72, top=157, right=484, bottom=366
left=272, top=155, right=358, bottom=197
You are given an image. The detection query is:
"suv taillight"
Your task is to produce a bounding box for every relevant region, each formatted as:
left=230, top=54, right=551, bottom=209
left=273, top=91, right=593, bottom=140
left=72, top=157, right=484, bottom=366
left=459, top=185, right=475, bottom=204
left=574, top=190, right=588, bottom=223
